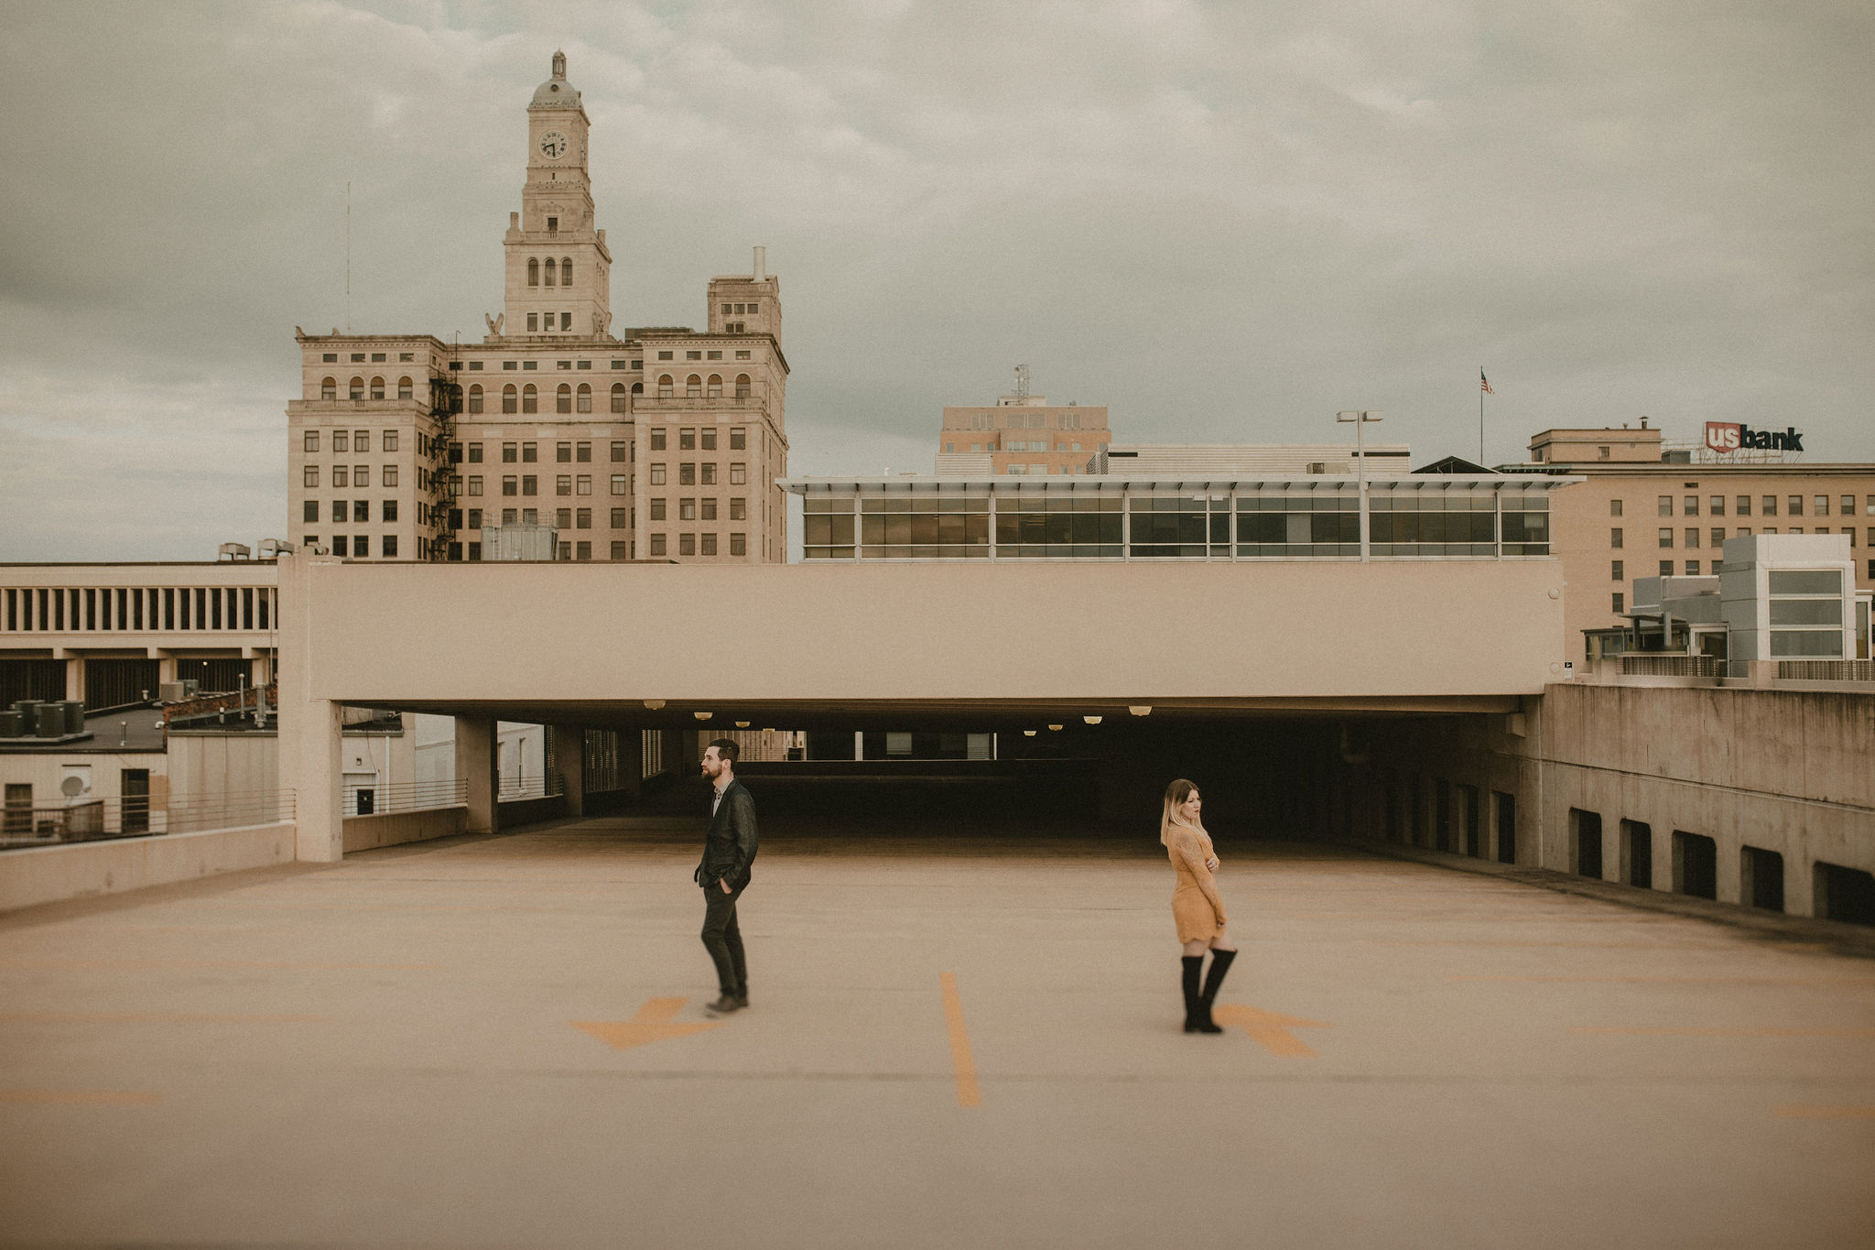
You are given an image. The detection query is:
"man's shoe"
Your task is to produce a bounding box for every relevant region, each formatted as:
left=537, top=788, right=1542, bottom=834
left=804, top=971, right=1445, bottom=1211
left=704, top=994, right=743, bottom=1015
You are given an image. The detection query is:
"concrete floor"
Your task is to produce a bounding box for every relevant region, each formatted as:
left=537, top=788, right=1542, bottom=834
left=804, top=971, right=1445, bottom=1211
left=2, top=813, right=1872, bottom=1249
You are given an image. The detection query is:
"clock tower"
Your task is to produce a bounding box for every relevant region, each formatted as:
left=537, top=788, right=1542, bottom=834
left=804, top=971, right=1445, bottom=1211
left=500, top=51, right=613, bottom=340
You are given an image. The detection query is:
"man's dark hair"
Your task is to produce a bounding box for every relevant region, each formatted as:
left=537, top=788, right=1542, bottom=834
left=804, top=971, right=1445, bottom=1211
left=707, top=738, right=740, bottom=765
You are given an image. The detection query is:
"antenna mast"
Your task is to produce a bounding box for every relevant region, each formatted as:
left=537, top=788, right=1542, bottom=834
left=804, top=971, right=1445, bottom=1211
left=1013, top=363, right=1030, bottom=403
left=345, top=181, right=352, bottom=333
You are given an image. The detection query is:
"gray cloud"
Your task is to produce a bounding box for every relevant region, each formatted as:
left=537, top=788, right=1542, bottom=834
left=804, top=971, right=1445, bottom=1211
left=2, top=0, right=1870, bottom=559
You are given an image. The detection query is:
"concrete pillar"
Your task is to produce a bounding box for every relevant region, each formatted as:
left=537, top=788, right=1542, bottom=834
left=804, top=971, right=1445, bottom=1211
left=1789, top=856, right=1818, bottom=918
left=457, top=716, right=498, bottom=835
left=617, top=729, right=643, bottom=802
left=63, top=654, right=83, bottom=703
left=276, top=554, right=345, bottom=862
left=550, top=724, right=585, bottom=817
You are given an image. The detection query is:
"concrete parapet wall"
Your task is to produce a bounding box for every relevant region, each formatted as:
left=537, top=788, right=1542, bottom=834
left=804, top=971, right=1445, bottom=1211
left=496, top=795, right=564, bottom=828
left=342, top=805, right=467, bottom=854
left=0, top=821, right=297, bottom=913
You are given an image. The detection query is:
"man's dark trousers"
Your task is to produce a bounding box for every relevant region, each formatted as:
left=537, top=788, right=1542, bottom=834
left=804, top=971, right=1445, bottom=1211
left=700, top=880, right=747, bottom=997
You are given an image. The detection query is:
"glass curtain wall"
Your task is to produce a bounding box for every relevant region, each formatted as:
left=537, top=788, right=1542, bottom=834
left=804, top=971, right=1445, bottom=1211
left=1767, top=569, right=1845, bottom=657
left=998, top=493, right=1122, bottom=558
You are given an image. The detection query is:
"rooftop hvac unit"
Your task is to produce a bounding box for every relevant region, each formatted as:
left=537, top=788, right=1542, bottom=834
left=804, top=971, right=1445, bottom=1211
left=12, top=699, right=42, bottom=733
left=0, top=711, right=21, bottom=737
left=258, top=538, right=295, bottom=558
left=219, top=542, right=253, bottom=561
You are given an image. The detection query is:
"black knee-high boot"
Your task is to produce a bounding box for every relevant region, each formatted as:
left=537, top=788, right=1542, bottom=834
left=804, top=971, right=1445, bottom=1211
left=1200, top=948, right=1237, bottom=1029
left=1181, top=956, right=1207, bottom=1032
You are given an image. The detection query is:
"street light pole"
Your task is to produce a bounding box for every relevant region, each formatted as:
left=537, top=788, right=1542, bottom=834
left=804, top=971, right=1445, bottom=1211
left=1337, top=410, right=1384, bottom=562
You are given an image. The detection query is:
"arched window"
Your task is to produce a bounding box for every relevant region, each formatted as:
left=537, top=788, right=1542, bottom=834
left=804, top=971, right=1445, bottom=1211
left=397, top=376, right=413, bottom=400
left=657, top=374, right=674, bottom=399
left=734, top=373, right=751, bottom=400
left=321, top=377, right=337, bottom=400
left=369, top=376, right=385, bottom=400
left=502, top=384, right=518, bottom=414
left=685, top=374, right=702, bottom=398
left=544, top=258, right=557, bottom=287
left=522, top=383, right=538, bottom=414
left=631, top=382, right=644, bottom=395
left=610, top=383, right=628, bottom=414
left=467, top=384, right=484, bottom=414
left=556, top=383, right=573, bottom=414
left=528, top=258, right=539, bottom=286
left=576, top=383, right=592, bottom=413
left=561, top=256, right=573, bottom=284
left=349, top=376, right=365, bottom=400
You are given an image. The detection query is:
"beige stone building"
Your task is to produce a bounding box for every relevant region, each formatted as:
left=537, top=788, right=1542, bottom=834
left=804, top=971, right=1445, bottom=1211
left=1522, top=425, right=1875, bottom=664
left=286, top=52, right=789, bottom=564
left=937, top=388, right=1109, bottom=476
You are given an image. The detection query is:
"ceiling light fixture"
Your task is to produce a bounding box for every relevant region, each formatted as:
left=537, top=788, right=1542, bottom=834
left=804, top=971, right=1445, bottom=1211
left=643, top=699, right=666, bottom=710
left=1047, top=723, right=1064, bottom=731
left=1128, top=705, right=1152, bottom=717
left=693, top=711, right=712, bottom=721
left=1083, top=715, right=1103, bottom=725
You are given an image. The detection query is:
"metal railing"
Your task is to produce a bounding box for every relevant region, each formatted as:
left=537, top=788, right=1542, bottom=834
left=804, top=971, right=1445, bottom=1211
left=342, top=778, right=469, bottom=817
left=1777, top=659, right=1875, bottom=682
left=1620, top=655, right=1724, bottom=678
left=1, top=789, right=296, bottom=850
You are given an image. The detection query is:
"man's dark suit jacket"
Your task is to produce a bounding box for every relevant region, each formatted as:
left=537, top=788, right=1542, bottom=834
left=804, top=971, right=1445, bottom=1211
left=694, top=778, right=758, bottom=890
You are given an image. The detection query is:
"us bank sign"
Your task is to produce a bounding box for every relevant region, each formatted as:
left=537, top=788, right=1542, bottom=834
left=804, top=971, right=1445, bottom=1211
left=1705, top=422, right=1805, bottom=453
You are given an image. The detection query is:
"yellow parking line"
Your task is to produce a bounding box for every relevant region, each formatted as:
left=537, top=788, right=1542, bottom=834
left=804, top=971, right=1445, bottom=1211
left=939, top=972, right=982, bottom=1108
left=0, top=959, right=439, bottom=971
left=0, top=1089, right=160, bottom=1105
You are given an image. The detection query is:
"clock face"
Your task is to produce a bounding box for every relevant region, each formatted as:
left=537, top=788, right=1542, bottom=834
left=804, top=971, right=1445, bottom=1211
left=540, top=131, right=568, bottom=159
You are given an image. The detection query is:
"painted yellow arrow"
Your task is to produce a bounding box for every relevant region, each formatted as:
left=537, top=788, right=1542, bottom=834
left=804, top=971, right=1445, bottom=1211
left=1212, top=1004, right=1334, bottom=1057
left=571, top=997, right=727, bottom=1051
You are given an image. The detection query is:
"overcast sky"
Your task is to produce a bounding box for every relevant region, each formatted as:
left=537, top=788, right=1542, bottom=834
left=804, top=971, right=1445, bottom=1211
left=2, top=0, right=1871, bottom=560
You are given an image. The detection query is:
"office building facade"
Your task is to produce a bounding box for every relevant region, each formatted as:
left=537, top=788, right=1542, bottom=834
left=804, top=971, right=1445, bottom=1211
left=285, top=53, right=790, bottom=565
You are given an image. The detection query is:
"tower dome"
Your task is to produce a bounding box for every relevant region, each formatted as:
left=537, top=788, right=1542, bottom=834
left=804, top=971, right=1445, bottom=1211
left=530, top=50, right=581, bottom=108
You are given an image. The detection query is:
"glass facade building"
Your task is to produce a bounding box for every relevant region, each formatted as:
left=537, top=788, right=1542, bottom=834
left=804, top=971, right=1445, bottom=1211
left=787, top=477, right=1571, bottom=562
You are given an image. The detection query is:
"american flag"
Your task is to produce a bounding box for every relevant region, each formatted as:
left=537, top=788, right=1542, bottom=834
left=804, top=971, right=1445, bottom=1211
left=1480, top=370, right=1494, bottom=395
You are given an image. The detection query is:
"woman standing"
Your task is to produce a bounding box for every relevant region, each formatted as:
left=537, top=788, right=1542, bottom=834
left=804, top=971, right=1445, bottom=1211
left=1163, top=778, right=1236, bottom=1033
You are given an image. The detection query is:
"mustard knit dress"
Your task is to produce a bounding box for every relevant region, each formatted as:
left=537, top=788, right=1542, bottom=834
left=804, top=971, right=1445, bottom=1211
left=1169, top=826, right=1226, bottom=943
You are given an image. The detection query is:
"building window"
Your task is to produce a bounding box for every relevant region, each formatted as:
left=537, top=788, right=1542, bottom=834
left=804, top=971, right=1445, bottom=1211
left=610, top=475, right=627, bottom=495
left=576, top=475, right=591, bottom=495
left=701, top=429, right=717, bottom=451
left=1685, top=560, right=1700, bottom=575
left=349, top=377, right=365, bottom=400
left=730, top=428, right=746, bottom=450
left=1711, top=528, right=1724, bottom=547
left=1658, top=529, right=1673, bottom=548
left=1610, top=528, right=1623, bottom=548
left=576, top=541, right=591, bottom=560
left=557, top=475, right=572, bottom=496
left=1611, top=560, right=1623, bottom=581
left=729, top=463, right=747, bottom=485
left=332, top=536, right=347, bottom=557
left=468, top=385, right=484, bottom=413
left=610, top=383, right=628, bottom=414
left=556, top=507, right=572, bottom=529
left=650, top=499, right=667, bottom=520
left=528, top=258, right=539, bottom=286
left=557, top=385, right=573, bottom=414
left=397, top=377, right=413, bottom=400
left=611, top=508, right=628, bottom=528
left=503, top=386, right=518, bottom=414
left=527, top=314, right=539, bottom=332
left=304, top=500, right=319, bottom=523
left=735, top=373, right=751, bottom=398
left=686, top=374, right=702, bottom=397
left=383, top=430, right=398, bottom=453
left=679, top=429, right=696, bottom=450
left=1737, top=495, right=1751, bottom=515
left=700, top=464, right=716, bottom=485
left=610, top=441, right=626, bottom=462
left=522, top=443, right=538, bottom=463
left=701, top=533, right=718, bottom=556
left=354, top=466, right=369, bottom=487
left=382, top=535, right=398, bottom=558
left=332, top=500, right=347, bottom=523
left=522, top=476, right=538, bottom=496
left=370, top=377, right=385, bottom=400
left=466, top=475, right=481, bottom=496
left=1709, top=496, right=1724, bottom=516
left=502, top=476, right=517, bottom=496
left=333, top=466, right=348, bottom=488
left=611, top=541, right=627, bottom=559
left=576, top=508, right=591, bottom=529
left=679, top=498, right=696, bottom=521
left=650, top=464, right=666, bottom=485
left=467, top=508, right=482, bottom=529
left=1659, top=560, right=1673, bottom=576
left=1612, top=592, right=1624, bottom=613
left=576, top=442, right=591, bottom=463
left=1684, top=496, right=1698, bottom=516
left=1762, top=495, right=1777, bottom=515
left=465, top=442, right=481, bottom=463
left=1657, top=496, right=1672, bottom=517
left=1843, top=495, right=1856, bottom=516
left=577, top=384, right=591, bottom=413
left=680, top=464, right=696, bottom=486
left=557, top=442, right=572, bottom=463
left=679, top=533, right=696, bottom=555
left=657, top=351, right=673, bottom=361
left=652, top=429, right=668, bottom=451
left=707, top=374, right=723, bottom=398
left=522, top=385, right=538, bottom=414
left=730, top=497, right=746, bottom=521
left=650, top=534, right=667, bottom=556
left=1814, top=495, right=1829, bottom=516
left=1684, top=528, right=1698, bottom=548
left=730, top=533, right=747, bottom=556
left=354, top=429, right=369, bottom=453
left=353, top=500, right=369, bottom=523
left=304, top=430, right=320, bottom=452
left=334, top=430, right=349, bottom=453
left=701, top=499, right=717, bottom=521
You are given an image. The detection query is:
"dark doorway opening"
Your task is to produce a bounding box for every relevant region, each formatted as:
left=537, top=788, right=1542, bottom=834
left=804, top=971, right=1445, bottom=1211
left=1740, top=845, right=1784, bottom=911
left=122, top=769, right=150, bottom=834
left=1813, top=862, right=1875, bottom=926
left=1494, top=792, right=1516, bottom=864
left=1620, top=820, right=1652, bottom=889
left=1673, top=830, right=1718, bottom=899
left=1571, top=808, right=1603, bottom=879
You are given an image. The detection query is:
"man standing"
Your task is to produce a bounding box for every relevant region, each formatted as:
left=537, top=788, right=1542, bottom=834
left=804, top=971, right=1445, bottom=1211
left=696, top=738, right=758, bottom=1014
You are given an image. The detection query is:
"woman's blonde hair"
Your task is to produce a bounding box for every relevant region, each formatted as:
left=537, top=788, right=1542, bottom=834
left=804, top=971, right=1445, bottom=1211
left=1160, top=778, right=1206, bottom=846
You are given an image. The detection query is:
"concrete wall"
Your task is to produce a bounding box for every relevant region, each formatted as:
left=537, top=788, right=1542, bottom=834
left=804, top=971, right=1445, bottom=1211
left=167, top=731, right=280, bottom=800
left=0, top=821, right=297, bottom=913
left=342, top=805, right=467, bottom=853
left=1340, top=681, right=1875, bottom=919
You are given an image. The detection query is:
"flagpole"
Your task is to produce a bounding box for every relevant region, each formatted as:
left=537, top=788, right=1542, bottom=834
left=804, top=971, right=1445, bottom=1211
left=1478, top=366, right=1485, bottom=463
